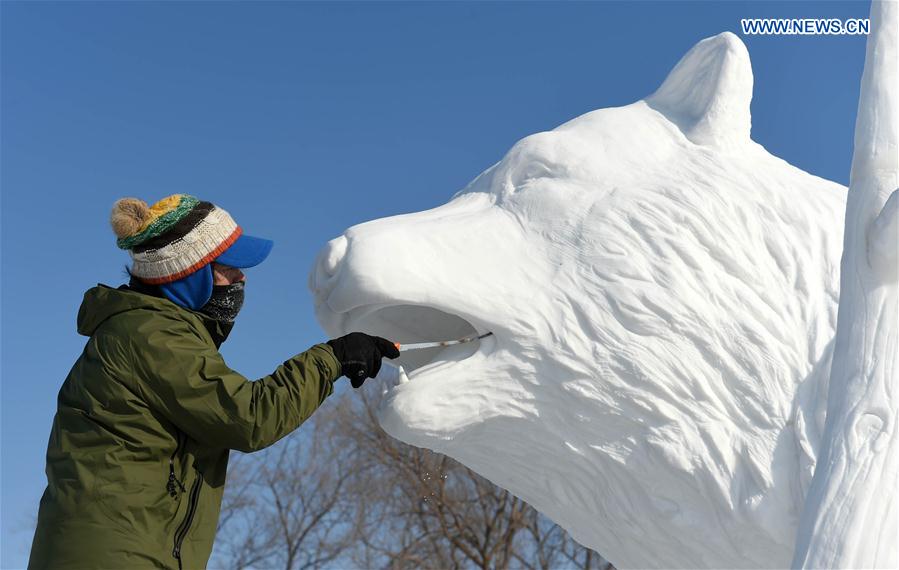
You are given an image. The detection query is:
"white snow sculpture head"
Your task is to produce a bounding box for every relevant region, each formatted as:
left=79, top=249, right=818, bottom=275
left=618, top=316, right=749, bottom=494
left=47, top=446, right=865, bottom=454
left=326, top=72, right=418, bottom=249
left=309, top=32, right=846, bottom=569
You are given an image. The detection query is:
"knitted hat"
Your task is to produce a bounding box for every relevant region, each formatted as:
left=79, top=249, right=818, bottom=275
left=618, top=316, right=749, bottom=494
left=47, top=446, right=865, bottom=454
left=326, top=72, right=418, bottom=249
left=111, top=194, right=246, bottom=284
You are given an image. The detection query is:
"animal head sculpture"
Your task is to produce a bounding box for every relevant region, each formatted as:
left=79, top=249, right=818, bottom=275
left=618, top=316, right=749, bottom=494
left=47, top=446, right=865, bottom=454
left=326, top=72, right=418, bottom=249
left=309, top=32, right=846, bottom=569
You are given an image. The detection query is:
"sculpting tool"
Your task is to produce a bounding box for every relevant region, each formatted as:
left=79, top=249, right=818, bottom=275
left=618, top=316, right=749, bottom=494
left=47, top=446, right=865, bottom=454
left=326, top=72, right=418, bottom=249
left=394, top=332, right=493, bottom=352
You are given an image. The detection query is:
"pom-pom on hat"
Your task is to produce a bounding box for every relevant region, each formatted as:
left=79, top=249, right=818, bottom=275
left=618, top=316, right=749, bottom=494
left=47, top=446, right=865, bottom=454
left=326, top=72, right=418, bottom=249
left=111, top=194, right=271, bottom=285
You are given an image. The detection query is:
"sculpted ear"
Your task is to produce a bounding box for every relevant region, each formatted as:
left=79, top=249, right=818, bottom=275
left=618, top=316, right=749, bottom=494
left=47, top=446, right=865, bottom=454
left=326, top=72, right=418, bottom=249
left=646, top=32, right=753, bottom=148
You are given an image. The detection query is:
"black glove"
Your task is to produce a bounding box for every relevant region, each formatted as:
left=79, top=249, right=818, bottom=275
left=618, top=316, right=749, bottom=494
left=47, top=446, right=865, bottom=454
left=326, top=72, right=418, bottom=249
left=326, top=332, right=401, bottom=388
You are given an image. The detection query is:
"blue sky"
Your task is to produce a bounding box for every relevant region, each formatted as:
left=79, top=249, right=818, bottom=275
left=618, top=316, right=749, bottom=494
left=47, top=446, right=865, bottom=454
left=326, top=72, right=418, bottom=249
left=1, top=1, right=869, bottom=566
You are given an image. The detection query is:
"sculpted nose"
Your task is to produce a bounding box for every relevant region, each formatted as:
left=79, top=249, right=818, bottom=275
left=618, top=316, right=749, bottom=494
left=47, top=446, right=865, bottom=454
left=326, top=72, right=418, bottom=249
left=309, top=234, right=348, bottom=299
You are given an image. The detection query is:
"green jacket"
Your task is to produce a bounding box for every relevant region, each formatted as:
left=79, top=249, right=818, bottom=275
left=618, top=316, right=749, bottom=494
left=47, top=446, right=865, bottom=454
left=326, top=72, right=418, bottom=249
left=29, top=285, right=342, bottom=570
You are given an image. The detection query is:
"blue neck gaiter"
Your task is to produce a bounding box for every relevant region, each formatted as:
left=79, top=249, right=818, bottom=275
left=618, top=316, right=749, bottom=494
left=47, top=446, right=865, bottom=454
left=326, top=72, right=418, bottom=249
left=159, top=264, right=214, bottom=311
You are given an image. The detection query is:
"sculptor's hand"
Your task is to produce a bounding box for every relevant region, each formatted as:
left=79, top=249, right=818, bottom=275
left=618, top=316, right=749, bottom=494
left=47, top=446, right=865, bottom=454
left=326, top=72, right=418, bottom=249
left=326, top=332, right=400, bottom=388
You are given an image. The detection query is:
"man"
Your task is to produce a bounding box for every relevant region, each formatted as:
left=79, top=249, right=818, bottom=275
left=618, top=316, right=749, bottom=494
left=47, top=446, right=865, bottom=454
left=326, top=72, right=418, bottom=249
left=28, top=195, right=399, bottom=569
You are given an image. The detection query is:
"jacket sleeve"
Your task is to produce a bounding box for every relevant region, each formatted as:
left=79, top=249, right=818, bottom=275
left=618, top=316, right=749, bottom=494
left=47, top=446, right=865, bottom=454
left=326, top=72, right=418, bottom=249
left=131, top=318, right=342, bottom=453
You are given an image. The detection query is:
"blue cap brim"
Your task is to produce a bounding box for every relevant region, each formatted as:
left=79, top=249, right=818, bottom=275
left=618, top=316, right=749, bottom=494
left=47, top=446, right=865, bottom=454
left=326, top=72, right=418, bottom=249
left=215, top=234, right=273, bottom=269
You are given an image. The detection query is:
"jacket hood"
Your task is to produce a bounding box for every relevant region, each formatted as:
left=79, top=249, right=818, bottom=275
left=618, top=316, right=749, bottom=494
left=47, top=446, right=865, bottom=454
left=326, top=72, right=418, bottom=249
left=77, top=285, right=221, bottom=338
left=77, top=285, right=179, bottom=336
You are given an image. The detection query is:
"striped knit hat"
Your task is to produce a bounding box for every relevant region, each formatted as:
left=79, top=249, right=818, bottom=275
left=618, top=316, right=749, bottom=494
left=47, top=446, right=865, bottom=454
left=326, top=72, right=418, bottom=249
left=111, top=195, right=242, bottom=284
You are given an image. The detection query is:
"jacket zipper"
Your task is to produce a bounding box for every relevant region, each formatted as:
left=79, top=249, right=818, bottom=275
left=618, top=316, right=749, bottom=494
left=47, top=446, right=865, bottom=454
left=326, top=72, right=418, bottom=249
left=172, top=468, right=202, bottom=569
left=166, top=431, right=186, bottom=498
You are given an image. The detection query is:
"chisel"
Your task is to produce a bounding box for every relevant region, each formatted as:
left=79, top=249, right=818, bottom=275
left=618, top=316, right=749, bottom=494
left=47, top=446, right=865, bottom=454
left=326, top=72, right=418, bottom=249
left=394, top=332, right=493, bottom=352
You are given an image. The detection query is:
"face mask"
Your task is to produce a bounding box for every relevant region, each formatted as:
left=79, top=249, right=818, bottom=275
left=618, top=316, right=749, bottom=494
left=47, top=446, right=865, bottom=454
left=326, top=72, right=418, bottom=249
left=200, top=281, right=245, bottom=323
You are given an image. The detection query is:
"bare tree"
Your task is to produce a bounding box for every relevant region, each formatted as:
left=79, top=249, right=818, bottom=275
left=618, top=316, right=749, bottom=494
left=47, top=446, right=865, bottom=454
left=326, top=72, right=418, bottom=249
left=212, top=385, right=613, bottom=570
left=514, top=508, right=612, bottom=570
left=212, top=408, right=357, bottom=570
left=329, top=386, right=612, bottom=570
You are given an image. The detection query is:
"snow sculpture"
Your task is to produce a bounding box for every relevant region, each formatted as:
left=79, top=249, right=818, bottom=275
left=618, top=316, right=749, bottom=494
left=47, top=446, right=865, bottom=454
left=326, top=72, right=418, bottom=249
left=792, top=2, right=898, bottom=568
left=309, top=32, right=852, bottom=569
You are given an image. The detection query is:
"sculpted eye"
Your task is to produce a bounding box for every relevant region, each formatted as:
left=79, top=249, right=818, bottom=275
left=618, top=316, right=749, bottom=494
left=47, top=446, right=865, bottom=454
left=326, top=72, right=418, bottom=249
left=528, top=162, right=554, bottom=179
left=516, top=161, right=555, bottom=184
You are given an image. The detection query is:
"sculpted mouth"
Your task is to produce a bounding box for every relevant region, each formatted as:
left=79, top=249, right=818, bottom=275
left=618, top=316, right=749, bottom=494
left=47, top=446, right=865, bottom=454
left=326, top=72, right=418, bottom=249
left=340, top=303, right=492, bottom=379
